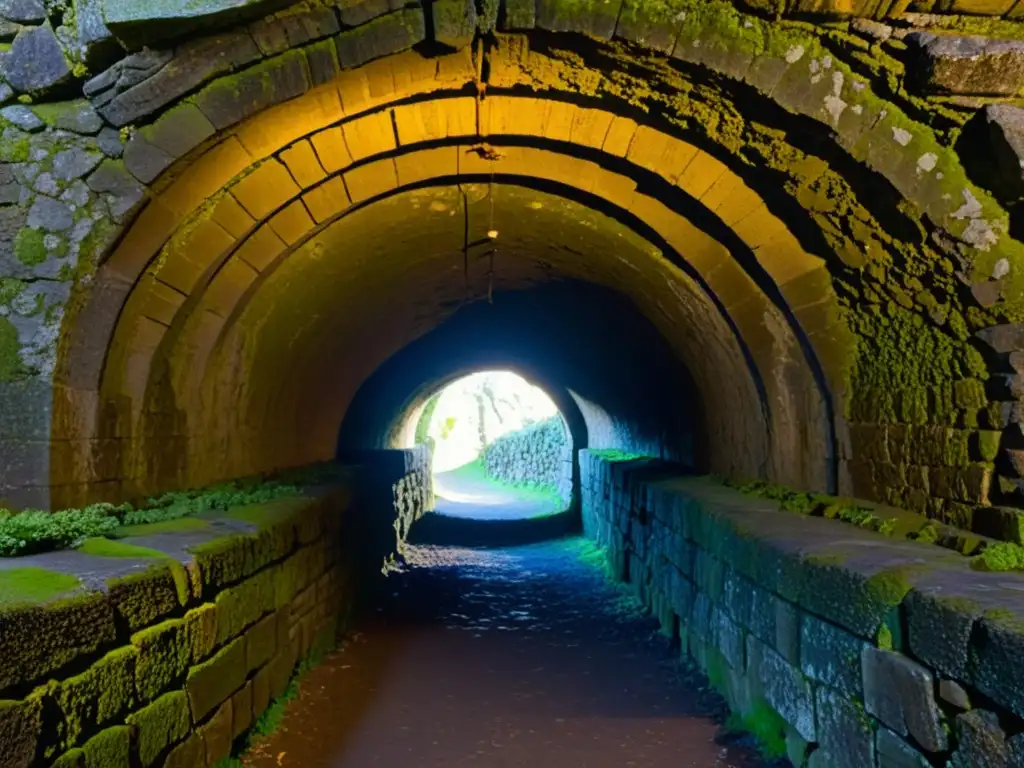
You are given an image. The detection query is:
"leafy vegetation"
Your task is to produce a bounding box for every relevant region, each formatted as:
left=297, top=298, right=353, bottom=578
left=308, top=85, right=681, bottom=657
left=723, top=478, right=899, bottom=536
left=972, top=541, right=1024, bottom=573
left=0, top=462, right=347, bottom=558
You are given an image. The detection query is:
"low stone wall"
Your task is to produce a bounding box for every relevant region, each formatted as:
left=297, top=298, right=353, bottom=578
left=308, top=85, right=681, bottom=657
left=580, top=450, right=1024, bottom=768
left=0, top=470, right=400, bottom=768
left=350, top=445, right=433, bottom=553
left=484, top=418, right=572, bottom=504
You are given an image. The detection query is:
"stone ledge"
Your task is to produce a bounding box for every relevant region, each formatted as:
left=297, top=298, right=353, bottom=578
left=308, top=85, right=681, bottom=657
left=581, top=449, right=1024, bottom=768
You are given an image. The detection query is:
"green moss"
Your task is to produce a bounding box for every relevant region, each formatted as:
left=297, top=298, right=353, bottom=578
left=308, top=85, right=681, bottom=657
left=0, top=567, right=81, bottom=606
left=114, top=518, right=211, bottom=537
left=588, top=448, right=651, bottom=462
left=81, top=725, right=130, bottom=768
left=0, top=316, right=26, bottom=382
left=0, top=136, right=30, bottom=162
left=106, top=562, right=189, bottom=631
left=55, top=646, right=136, bottom=748
left=0, top=278, right=26, bottom=306
left=863, top=566, right=914, bottom=608
left=14, top=228, right=47, bottom=267
left=876, top=623, right=893, bottom=651
left=972, top=542, right=1024, bottom=573
left=132, top=619, right=192, bottom=703
left=725, top=700, right=788, bottom=759
left=126, top=691, right=191, bottom=767
left=77, top=538, right=168, bottom=559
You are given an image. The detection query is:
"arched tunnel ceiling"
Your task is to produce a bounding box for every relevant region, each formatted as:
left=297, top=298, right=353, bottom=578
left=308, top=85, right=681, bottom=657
left=0, top=0, right=1010, bottom=532
left=334, top=280, right=706, bottom=465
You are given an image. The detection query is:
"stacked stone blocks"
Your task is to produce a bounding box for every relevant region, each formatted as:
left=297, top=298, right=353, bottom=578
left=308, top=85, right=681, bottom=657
left=581, top=450, right=1024, bottom=767
left=483, top=416, right=573, bottom=505
left=0, top=487, right=362, bottom=768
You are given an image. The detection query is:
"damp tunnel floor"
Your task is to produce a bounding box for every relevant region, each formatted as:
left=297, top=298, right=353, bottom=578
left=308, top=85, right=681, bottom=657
left=239, top=536, right=777, bottom=768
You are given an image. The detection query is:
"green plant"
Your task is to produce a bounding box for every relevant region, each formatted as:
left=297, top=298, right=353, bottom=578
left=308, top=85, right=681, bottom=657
left=0, top=506, right=122, bottom=556
left=972, top=542, right=1024, bottom=572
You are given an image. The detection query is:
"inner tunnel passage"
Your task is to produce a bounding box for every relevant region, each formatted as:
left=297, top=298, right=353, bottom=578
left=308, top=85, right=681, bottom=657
left=242, top=535, right=773, bottom=768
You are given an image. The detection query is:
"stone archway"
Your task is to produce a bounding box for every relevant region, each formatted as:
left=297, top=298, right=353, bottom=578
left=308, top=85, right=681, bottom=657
left=0, top=0, right=1015, bottom=544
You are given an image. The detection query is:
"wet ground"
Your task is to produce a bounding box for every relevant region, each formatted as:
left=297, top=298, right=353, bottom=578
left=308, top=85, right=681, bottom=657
left=243, top=530, right=778, bottom=768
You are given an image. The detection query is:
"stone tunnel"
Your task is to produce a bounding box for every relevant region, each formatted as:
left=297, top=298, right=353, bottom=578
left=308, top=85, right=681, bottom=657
left=3, top=0, right=1024, bottom=765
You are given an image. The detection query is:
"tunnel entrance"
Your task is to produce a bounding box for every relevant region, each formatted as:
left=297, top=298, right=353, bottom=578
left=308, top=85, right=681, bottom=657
left=412, top=370, right=573, bottom=522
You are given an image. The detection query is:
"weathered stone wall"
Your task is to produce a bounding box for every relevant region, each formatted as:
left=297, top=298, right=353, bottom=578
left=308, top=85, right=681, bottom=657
left=483, top=416, right=572, bottom=504
left=0, top=463, right=408, bottom=768
left=351, top=445, right=433, bottom=551
left=581, top=449, right=1024, bottom=767
left=2, top=0, right=1024, bottom=546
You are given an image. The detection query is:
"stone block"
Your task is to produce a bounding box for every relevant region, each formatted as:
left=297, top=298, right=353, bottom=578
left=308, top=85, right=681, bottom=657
left=101, top=0, right=286, bottom=49
left=55, top=646, right=136, bottom=748
left=200, top=699, right=233, bottom=766
left=938, top=678, right=972, bottom=711
left=335, top=0, right=403, bottom=27
left=249, top=7, right=339, bottom=56
left=875, top=727, right=929, bottom=768
left=905, top=32, right=1024, bottom=96
left=133, top=619, right=192, bottom=703
left=433, top=0, right=476, bottom=49
left=335, top=9, right=425, bottom=70
left=185, top=636, right=246, bottom=722
left=861, top=648, right=946, bottom=753
left=81, top=725, right=130, bottom=768
left=214, top=567, right=276, bottom=646
left=814, top=687, right=875, bottom=768
left=748, top=634, right=816, bottom=742
left=164, top=733, right=204, bottom=768
left=92, top=32, right=261, bottom=126
left=536, top=0, right=622, bottom=39
left=2, top=23, right=71, bottom=94
left=231, top=681, right=252, bottom=740
left=106, top=562, right=189, bottom=632
left=613, top=0, right=682, bottom=54
left=251, top=663, right=271, bottom=721
left=184, top=603, right=219, bottom=664
left=0, top=592, right=117, bottom=692
left=245, top=612, right=279, bottom=673
left=501, top=0, right=535, bottom=28
left=801, top=614, right=868, bottom=698
left=194, top=48, right=310, bottom=132
left=969, top=612, right=1024, bottom=719
left=712, top=605, right=745, bottom=671
left=0, top=695, right=42, bottom=768
left=125, top=691, right=191, bottom=767
left=948, top=710, right=1011, bottom=767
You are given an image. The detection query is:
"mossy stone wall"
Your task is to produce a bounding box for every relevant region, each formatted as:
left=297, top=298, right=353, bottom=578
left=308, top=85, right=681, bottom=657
left=581, top=450, right=1024, bottom=767
left=0, top=465, right=406, bottom=768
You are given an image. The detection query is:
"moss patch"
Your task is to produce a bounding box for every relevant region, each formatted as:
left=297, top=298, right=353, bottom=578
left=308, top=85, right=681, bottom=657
left=77, top=538, right=168, bottom=559
left=114, top=518, right=211, bottom=538
left=0, top=567, right=81, bottom=606
left=972, top=541, right=1024, bottom=572
left=0, top=316, right=26, bottom=382
left=126, top=691, right=191, bottom=767
left=55, top=646, right=137, bottom=749
left=725, top=699, right=788, bottom=759
left=14, top=228, right=48, bottom=267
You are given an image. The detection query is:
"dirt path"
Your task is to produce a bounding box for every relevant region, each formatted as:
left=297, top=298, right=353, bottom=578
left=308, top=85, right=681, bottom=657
left=243, top=537, right=777, bottom=768
left=432, top=467, right=562, bottom=520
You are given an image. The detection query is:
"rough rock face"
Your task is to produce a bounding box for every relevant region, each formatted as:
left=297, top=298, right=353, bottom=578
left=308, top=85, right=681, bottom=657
left=2, top=23, right=72, bottom=94
left=483, top=417, right=572, bottom=505
left=906, top=32, right=1024, bottom=96
left=100, top=0, right=293, bottom=48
